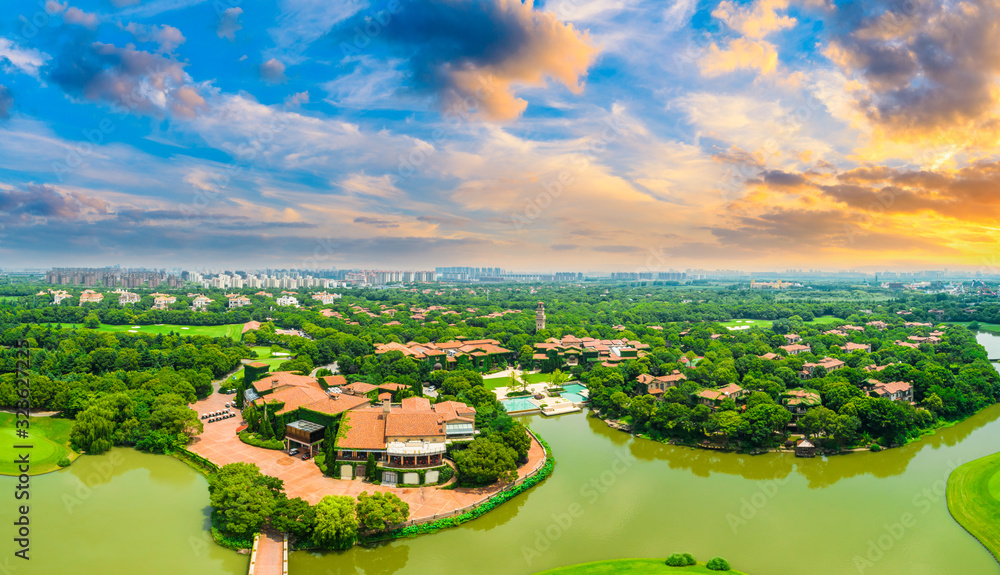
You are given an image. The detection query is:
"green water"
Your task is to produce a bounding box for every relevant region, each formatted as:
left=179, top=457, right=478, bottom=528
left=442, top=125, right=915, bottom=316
left=4, top=449, right=246, bottom=575
left=5, top=332, right=1000, bottom=575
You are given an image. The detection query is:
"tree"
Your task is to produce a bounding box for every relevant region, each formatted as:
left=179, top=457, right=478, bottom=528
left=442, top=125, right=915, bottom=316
left=313, top=495, right=358, bottom=550
left=356, top=491, right=410, bottom=531
left=739, top=403, right=792, bottom=447
left=501, top=422, right=532, bottom=460
left=453, top=437, right=518, bottom=485
left=271, top=497, right=315, bottom=542
left=84, top=313, right=100, bottom=329
left=208, top=463, right=284, bottom=539
left=798, top=406, right=836, bottom=438
left=364, top=452, right=378, bottom=482
left=70, top=405, right=116, bottom=454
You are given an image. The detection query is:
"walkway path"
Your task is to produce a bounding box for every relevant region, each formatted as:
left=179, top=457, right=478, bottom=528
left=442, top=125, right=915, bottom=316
left=187, top=394, right=547, bottom=522
left=251, top=530, right=284, bottom=575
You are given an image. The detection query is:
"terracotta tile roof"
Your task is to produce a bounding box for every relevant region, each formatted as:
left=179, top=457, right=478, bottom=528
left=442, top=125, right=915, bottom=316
left=401, top=397, right=432, bottom=411
left=378, top=382, right=408, bottom=392
left=338, top=411, right=387, bottom=450
left=874, top=381, right=912, bottom=395
left=385, top=412, right=444, bottom=438
left=344, top=381, right=378, bottom=394
left=252, top=371, right=317, bottom=393
left=320, top=375, right=347, bottom=388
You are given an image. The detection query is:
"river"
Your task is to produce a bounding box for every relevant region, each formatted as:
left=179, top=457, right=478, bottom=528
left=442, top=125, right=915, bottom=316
left=7, top=332, right=1000, bottom=575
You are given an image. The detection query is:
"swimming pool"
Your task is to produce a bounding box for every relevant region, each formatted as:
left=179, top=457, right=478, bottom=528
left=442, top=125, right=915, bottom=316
left=501, top=397, right=539, bottom=413
left=560, top=383, right=588, bottom=403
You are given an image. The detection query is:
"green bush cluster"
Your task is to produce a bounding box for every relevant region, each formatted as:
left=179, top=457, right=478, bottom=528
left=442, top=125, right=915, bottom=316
left=56, top=457, right=71, bottom=467
left=665, top=553, right=697, bottom=566
left=238, top=431, right=284, bottom=450
left=706, top=557, right=731, bottom=571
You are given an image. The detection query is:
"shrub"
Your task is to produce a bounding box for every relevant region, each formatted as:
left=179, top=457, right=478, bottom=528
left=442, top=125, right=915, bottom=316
left=239, top=431, right=284, bottom=450
left=666, top=553, right=697, bottom=566
left=707, top=557, right=730, bottom=571
left=57, top=457, right=72, bottom=467
left=870, top=443, right=882, bottom=452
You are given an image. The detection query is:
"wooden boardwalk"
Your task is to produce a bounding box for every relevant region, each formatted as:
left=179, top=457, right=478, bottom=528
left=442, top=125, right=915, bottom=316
left=249, top=530, right=286, bottom=575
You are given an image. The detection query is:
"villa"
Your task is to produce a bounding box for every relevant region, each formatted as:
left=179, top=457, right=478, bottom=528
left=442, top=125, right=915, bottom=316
left=79, top=289, right=104, bottom=303
left=117, top=290, right=141, bottom=305
left=276, top=295, right=300, bottom=307
left=152, top=295, right=176, bottom=310
left=696, top=383, right=745, bottom=407
left=228, top=294, right=252, bottom=308
left=780, top=343, right=812, bottom=356
left=191, top=295, right=213, bottom=310
left=783, top=334, right=803, bottom=344
left=867, top=321, right=889, bottom=330
left=640, top=370, right=687, bottom=397
left=312, top=292, right=342, bottom=304
left=799, top=357, right=845, bottom=379
left=783, top=389, right=822, bottom=416
left=844, top=342, right=872, bottom=353
left=871, top=381, right=914, bottom=403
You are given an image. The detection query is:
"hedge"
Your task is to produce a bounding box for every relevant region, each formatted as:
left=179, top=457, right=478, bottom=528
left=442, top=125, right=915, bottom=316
left=239, top=431, right=284, bottom=450
left=361, top=432, right=555, bottom=544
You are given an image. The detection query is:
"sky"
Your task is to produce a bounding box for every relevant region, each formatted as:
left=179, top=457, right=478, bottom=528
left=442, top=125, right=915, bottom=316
left=1, top=0, right=999, bottom=273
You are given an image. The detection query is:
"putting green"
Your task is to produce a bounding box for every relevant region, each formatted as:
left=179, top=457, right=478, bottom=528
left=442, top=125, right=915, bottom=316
left=947, top=450, right=1000, bottom=563
left=0, top=413, right=78, bottom=475
left=535, top=558, right=749, bottom=575
left=60, top=323, right=243, bottom=340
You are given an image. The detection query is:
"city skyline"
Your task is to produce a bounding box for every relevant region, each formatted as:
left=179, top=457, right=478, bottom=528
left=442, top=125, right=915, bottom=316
left=2, top=0, right=1000, bottom=270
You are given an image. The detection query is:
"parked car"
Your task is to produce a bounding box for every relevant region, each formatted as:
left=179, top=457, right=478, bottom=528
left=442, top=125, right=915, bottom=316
left=289, top=448, right=299, bottom=456
left=301, top=453, right=311, bottom=460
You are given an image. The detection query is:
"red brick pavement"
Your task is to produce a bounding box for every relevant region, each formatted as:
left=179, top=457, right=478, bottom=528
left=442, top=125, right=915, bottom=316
left=251, top=530, right=283, bottom=575
left=188, top=393, right=547, bottom=522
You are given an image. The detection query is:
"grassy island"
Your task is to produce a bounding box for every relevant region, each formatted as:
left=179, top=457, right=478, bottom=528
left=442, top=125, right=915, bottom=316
left=947, top=451, right=1000, bottom=562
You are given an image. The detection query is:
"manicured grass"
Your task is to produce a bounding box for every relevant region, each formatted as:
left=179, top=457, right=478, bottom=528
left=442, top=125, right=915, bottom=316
left=948, top=322, right=1000, bottom=334
left=60, top=322, right=243, bottom=340
left=947, top=450, right=1000, bottom=563
left=535, top=559, right=749, bottom=575
left=0, top=413, right=78, bottom=475
left=524, top=372, right=554, bottom=384
left=716, top=315, right=841, bottom=330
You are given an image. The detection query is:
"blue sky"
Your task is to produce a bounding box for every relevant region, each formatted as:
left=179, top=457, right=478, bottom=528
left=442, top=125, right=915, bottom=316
left=2, top=0, right=999, bottom=272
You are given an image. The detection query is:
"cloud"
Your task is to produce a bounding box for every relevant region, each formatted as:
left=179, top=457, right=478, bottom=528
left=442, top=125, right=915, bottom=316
left=700, top=38, right=779, bottom=76
left=354, top=216, right=399, bottom=228
left=335, top=0, right=599, bottom=121
left=64, top=6, right=100, bottom=29
left=0, top=38, right=51, bottom=78
left=260, top=58, right=287, bottom=83
left=711, top=0, right=796, bottom=39
left=110, top=0, right=142, bottom=6
left=0, top=86, right=12, bottom=119
left=121, top=23, right=186, bottom=53
left=217, top=7, right=243, bottom=40
left=821, top=0, right=1000, bottom=146
left=0, top=184, right=109, bottom=223
left=338, top=173, right=401, bottom=199
left=48, top=40, right=207, bottom=118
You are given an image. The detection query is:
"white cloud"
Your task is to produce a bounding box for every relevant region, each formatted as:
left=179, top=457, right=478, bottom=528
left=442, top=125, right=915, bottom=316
left=0, top=38, right=50, bottom=78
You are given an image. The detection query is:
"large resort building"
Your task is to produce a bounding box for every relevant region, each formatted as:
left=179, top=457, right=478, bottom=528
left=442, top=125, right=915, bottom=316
left=335, top=397, right=476, bottom=468
left=374, top=338, right=514, bottom=370
left=532, top=334, right=651, bottom=369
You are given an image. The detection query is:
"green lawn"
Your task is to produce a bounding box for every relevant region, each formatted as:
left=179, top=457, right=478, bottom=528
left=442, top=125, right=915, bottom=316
left=947, top=450, right=1000, bottom=563
left=948, top=322, right=1000, bottom=334
left=60, top=323, right=243, bottom=340
left=716, top=315, right=840, bottom=330
left=535, top=559, right=749, bottom=575
left=0, top=413, right=78, bottom=475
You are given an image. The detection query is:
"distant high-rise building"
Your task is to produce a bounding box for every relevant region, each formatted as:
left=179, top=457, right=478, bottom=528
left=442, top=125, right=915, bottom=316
left=535, top=302, right=546, bottom=332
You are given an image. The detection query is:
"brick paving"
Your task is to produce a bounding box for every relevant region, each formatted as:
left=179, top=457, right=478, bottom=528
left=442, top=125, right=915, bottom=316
left=251, top=530, right=283, bottom=575
left=188, top=392, right=547, bottom=522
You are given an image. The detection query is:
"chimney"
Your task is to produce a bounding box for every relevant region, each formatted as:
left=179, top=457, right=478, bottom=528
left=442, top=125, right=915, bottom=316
left=382, top=398, right=391, bottom=413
